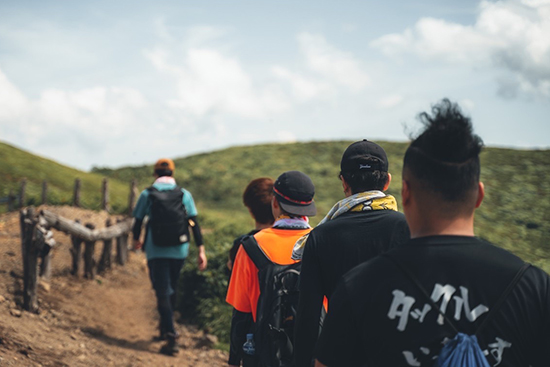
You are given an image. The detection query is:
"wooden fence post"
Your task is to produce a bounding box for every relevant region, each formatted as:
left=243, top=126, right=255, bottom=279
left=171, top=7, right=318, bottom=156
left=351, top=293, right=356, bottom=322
left=19, top=179, right=27, bottom=208
left=37, top=216, right=55, bottom=281
left=97, top=219, right=113, bottom=274
left=73, top=179, right=81, bottom=207
left=8, top=190, right=15, bottom=212
left=70, top=219, right=83, bottom=276
left=39, top=246, right=53, bottom=280
left=116, top=218, right=128, bottom=266
left=19, top=209, right=27, bottom=264
left=41, top=180, right=48, bottom=205
left=83, top=223, right=96, bottom=279
left=20, top=207, right=39, bottom=312
left=101, top=178, right=109, bottom=212
left=128, top=179, right=137, bottom=215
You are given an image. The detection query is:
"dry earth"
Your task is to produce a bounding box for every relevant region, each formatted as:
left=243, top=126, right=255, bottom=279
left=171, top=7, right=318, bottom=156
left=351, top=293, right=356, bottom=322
left=0, top=206, right=228, bottom=367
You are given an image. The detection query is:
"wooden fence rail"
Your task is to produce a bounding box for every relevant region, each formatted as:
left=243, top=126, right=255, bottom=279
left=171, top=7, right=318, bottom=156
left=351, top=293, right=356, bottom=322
left=2, top=178, right=138, bottom=213
left=20, top=207, right=133, bottom=312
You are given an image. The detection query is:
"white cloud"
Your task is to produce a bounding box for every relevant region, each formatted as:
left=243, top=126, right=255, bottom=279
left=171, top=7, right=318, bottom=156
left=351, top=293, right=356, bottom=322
left=145, top=29, right=371, bottom=120
left=378, top=95, right=404, bottom=109
left=0, top=67, right=154, bottom=166
left=459, top=98, right=476, bottom=112
left=298, top=33, right=370, bottom=91
left=0, top=23, right=376, bottom=170
left=271, top=66, right=332, bottom=102
left=0, top=69, right=28, bottom=120
left=275, top=131, right=297, bottom=143
left=144, top=27, right=291, bottom=119
left=371, top=0, right=550, bottom=99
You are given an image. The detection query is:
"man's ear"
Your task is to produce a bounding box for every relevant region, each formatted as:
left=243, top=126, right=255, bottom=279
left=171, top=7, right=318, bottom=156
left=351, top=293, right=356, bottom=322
left=272, top=196, right=279, bottom=210
left=475, top=182, right=485, bottom=208
left=383, top=173, right=392, bottom=191
left=341, top=175, right=350, bottom=192
left=402, top=179, right=410, bottom=207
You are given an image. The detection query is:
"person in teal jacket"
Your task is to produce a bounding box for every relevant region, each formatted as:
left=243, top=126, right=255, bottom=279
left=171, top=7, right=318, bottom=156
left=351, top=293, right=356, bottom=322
left=132, top=158, right=207, bottom=356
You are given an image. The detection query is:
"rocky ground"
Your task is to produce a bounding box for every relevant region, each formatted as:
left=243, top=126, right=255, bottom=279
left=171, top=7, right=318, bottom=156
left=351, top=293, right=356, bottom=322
left=0, top=206, right=228, bottom=367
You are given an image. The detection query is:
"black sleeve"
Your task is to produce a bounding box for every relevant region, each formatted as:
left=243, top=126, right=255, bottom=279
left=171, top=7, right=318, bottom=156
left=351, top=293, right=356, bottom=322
left=315, top=281, right=362, bottom=367
left=531, top=268, right=550, bottom=366
left=132, top=218, right=143, bottom=241
left=188, top=216, right=204, bottom=247
left=294, top=234, right=325, bottom=367
left=229, top=308, right=254, bottom=365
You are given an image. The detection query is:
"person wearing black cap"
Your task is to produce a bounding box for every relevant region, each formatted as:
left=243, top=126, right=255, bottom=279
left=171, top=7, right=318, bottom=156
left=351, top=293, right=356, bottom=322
left=293, top=140, right=410, bottom=367
left=226, top=171, right=317, bottom=367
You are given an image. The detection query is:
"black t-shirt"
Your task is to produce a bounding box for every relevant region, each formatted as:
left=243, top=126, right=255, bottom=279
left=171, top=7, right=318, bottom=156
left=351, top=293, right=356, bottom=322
left=315, top=236, right=550, bottom=367
left=294, top=210, right=410, bottom=367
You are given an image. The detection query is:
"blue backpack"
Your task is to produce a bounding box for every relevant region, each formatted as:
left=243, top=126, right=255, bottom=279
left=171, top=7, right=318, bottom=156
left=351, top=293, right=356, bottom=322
left=384, top=254, right=530, bottom=367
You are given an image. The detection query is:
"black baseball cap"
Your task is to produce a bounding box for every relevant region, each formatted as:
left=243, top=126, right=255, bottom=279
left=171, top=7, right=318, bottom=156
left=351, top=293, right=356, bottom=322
left=273, top=171, right=316, bottom=217
left=340, top=139, right=389, bottom=173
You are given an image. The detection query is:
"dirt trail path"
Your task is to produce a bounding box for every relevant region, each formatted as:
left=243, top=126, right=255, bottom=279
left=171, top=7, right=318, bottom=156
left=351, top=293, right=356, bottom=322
left=0, top=206, right=227, bottom=367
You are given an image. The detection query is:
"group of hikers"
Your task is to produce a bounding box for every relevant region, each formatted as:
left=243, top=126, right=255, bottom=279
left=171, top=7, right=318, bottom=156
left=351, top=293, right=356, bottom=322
left=131, top=99, right=550, bottom=367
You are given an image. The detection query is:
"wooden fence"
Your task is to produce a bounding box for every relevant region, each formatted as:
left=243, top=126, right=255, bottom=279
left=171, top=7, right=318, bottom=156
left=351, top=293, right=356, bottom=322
left=2, top=178, right=138, bottom=215
left=20, top=207, right=133, bottom=312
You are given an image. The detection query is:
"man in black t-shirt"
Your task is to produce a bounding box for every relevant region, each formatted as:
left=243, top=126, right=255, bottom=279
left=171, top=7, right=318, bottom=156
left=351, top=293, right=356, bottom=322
left=293, top=140, right=410, bottom=367
left=314, top=100, right=550, bottom=367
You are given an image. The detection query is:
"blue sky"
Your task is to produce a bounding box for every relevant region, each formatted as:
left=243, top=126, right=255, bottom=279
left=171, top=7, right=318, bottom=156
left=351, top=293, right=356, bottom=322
left=0, top=0, right=548, bottom=170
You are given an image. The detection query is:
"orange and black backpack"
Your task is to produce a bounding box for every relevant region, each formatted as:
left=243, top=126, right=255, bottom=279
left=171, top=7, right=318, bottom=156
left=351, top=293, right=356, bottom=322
left=242, top=235, right=301, bottom=367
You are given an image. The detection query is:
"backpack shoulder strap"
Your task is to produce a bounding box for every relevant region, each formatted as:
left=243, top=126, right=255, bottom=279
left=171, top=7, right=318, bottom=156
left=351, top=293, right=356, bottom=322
left=475, top=262, right=530, bottom=334
left=175, top=187, right=188, bottom=216
left=382, top=253, right=460, bottom=334
left=242, top=235, right=272, bottom=270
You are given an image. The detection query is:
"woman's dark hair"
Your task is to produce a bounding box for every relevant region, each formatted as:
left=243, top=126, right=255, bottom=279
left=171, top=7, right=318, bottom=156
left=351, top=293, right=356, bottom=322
left=340, top=157, right=389, bottom=193
left=404, top=99, right=484, bottom=202
left=243, top=178, right=275, bottom=224
left=154, top=169, right=173, bottom=177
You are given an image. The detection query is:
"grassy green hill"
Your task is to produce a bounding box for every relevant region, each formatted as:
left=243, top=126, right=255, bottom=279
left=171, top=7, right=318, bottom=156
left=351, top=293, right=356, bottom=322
left=0, top=142, right=132, bottom=213
left=98, top=140, right=550, bottom=266
left=3, top=139, right=549, bottom=345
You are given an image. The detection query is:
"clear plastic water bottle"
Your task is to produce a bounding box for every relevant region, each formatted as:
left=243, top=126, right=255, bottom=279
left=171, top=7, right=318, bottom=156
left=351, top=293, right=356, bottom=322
left=243, top=333, right=255, bottom=356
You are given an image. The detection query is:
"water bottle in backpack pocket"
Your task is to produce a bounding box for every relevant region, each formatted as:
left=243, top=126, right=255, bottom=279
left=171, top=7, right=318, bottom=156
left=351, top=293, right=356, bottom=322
left=242, top=333, right=261, bottom=367
left=243, top=333, right=256, bottom=356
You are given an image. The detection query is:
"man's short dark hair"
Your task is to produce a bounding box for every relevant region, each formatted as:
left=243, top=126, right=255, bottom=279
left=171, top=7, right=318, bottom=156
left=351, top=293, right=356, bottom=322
left=154, top=169, right=173, bottom=177
left=404, top=99, right=484, bottom=202
left=243, top=178, right=275, bottom=225
left=340, top=157, right=389, bottom=193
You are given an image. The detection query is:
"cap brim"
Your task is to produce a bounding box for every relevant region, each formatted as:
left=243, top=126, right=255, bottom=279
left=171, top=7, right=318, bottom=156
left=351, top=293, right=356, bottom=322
left=279, top=200, right=317, bottom=217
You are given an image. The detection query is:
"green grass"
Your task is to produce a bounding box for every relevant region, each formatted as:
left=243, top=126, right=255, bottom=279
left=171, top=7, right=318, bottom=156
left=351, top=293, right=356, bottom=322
left=0, top=141, right=132, bottom=213
left=3, top=139, right=549, bottom=344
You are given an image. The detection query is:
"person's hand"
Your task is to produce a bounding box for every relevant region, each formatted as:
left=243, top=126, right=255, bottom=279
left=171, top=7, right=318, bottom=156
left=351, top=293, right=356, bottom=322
left=133, top=239, right=143, bottom=250
left=197, top=245, right=207, bottom=271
